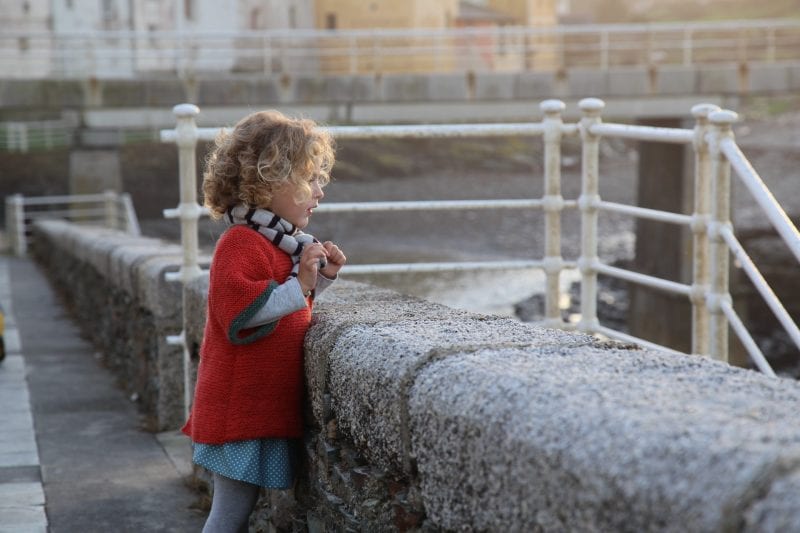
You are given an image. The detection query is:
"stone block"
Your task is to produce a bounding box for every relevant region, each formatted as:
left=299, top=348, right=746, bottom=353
left=305, top=280, right=476, bottom=427
left=514, top=72, right=555, bottom=99
left=381, top=75, right=432, bottom=102
left=747, top=64, right=791, bottom=94
left=294, top=76, right=355, bottom=103
left=142, top=79, right=189, bottom=107
left=567, top=69, right=608, bottom=98
left=107, top=239, right=175, bottom=297
left=655, top=66, right=697, bottom=96
left=102, top=80, right=148, bottom=107
left=698, top=66, right=740, bottom=95
left=41, top=80, right=85, bottom=108
left=196, top=78, right=281, bottom=106
left=0, top=80, right=80, bottom=108
left=135, top=254, right=184, bottom=319
left=606, top=68, right=650, bottom=97
left=427, top=74, right=469, bottom=101
left=349, top=75, right=379, bottom=101
left=410, top=345, right=800, bottom=531
left=317, top=300, right=591, bottom=472
left=184, top=273, right=210, bottom=351
left=473, top=73, right=516, bottom=100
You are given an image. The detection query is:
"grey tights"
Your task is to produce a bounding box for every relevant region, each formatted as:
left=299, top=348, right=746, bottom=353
left=202, top=473, right=261, bottom=533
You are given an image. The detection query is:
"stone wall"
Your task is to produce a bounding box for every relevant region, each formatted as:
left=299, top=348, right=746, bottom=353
left=32, top=220, right=800, bottom=532
left=30, top=220, right=199, bottom=430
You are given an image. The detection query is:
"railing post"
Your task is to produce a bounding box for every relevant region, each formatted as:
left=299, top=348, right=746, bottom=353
left=766, top=27, right=775, bottom=63
left=707, top=109, right=738, bottom=362
left=600, top=30, right=609, bottom=69
left=120, top=193, right=141, bottom=236
left=103, top=189, right=119, bottom=230
left=682, top=28, right=693, bottom=66
left=349, top=35, right=357, bottom=74
left=163, top=103, right=204, bottom=421
left=577, top=98, right=605, bottom=334
left=540, top=99, right=567, bottom=328
left=7, top=194, right=26, bottom=257
left=164, top=103, right=203, bottom=283
left=689, top=103, right=721, bottom=357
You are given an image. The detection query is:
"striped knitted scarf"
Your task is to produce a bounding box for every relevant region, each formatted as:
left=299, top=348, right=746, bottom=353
left=226, top=205, right=321, bottom=281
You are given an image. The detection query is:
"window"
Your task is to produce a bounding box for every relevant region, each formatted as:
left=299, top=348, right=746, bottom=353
left=184, top=0, right=194, bottom=21
left=326, top=13, right=336, bottom=30
left=288, top=6, right=296, bottom=28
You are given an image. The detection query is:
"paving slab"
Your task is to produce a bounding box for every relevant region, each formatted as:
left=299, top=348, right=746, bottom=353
left=0, top=257, right=44, bottom=533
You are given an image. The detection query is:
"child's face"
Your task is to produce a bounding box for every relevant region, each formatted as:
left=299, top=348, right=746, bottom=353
left=269, top=176, right=324, bottom=229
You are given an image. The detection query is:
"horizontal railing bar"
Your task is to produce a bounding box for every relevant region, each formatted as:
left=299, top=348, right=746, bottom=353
left=324, top=123, right=547, bottom=139
left=165, top=123, right=555, bottom=144
left=341, top=259, right=565, bottom=275
left=24, top=208, right=107, bottom=220
left=314, top=198, right=564, bottom=213
left=21, top=193, right=111, bottom=205
left=594, top=262, right=693, bottom=297
left=589, top=123, right=695, bottom=144
left=594, top=325, right=688, bottom=357
left=720, top=137, right=800, bottom=264
left=598, top=201, right=693, bottom=225
left=720, top=299, right=776, bottom=377
left=4, top=19, right=797, bottom=39
left=719, top=225, right=800, bottom=352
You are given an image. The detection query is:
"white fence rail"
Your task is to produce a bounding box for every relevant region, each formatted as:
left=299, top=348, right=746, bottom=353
left=5, top=191, right=141, bottom=256
left=1, top=120, right=73, bottom=152
left=3, top=19, right=799, bottom=79
left=160, top=99, right=800, bottom=376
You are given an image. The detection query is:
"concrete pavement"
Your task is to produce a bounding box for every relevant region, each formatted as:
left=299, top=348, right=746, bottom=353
left=0, top=255, right=45, bottom=533
left=0, top=254, right=206, bottom=532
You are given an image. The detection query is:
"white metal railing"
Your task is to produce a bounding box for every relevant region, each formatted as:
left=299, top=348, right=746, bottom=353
left=1, top=120, right=73, bottom=152
left=5, top=191, right=141, bottom=256
left=2, top=19, right=799, bottom=79
left=159, top=98, right=800, bottom=385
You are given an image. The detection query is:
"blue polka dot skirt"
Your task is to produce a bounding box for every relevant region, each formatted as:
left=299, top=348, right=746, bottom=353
left=192, top=438, right=298, bottom=489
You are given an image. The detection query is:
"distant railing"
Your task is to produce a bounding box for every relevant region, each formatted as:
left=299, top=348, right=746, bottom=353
left=0, top=120, right=73, bottom=152
left=5, top=191, right=141, bottom=256
left=2, top=19, right=799, bottom=79
left=160, top=99, right=800, bottom=376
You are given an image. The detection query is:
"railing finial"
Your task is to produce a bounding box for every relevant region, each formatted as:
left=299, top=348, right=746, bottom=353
left=540, top=99, right=566, bottom=115
left=578, top=97, right=605, bottom=115
left=172, top=103, right=200, bottom=118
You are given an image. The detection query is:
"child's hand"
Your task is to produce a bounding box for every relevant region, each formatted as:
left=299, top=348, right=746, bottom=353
left=319, top=241, right=346, bottom=278
left=297, top=243, right=328, bottom=296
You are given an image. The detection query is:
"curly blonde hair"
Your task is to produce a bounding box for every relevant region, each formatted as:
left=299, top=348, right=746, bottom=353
left=202, top=110, right=335, bottom=220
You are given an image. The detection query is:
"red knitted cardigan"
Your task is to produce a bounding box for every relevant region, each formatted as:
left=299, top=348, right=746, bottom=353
left=182, top=225, right=312, bottom=444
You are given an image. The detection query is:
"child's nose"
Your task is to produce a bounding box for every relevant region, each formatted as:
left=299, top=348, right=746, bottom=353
left=313, top=182, right=324, bottom=200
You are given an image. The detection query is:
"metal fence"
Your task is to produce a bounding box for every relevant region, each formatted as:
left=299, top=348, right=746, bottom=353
left=0, top=120, right=73, bottom=152
left=5, top=191, right=141, bottom=256
left=3, top=19, right=799, bottom=79
left=159, top=99, right=800, bottom=376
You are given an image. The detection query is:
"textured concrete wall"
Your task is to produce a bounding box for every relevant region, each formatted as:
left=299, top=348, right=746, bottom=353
left=31, top=220, right=800, bottom=532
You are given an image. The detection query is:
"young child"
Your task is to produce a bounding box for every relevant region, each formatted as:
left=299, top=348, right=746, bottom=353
left=182, top=110, right=345, bottom=533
